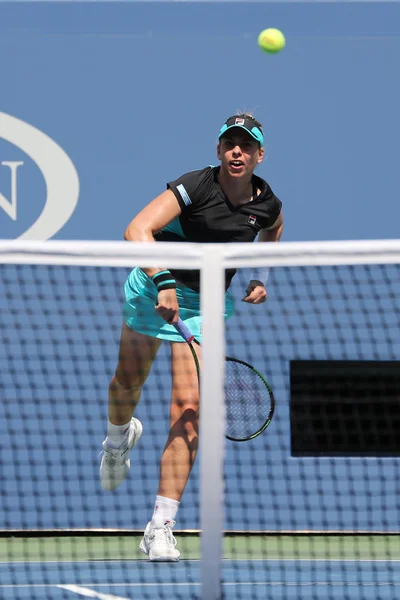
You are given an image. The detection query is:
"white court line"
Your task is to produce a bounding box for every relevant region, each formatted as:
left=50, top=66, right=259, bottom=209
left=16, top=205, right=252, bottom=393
left=0, top=584, right=197, bottom=589
left=0, top=581, right=399, bottom=589
left=58, top=584, right=129, bottom=599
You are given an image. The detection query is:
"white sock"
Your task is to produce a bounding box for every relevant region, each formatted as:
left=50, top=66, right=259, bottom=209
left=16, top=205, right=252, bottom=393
left=151, top=495, right=180, bottom=527
left=105, top=420, right=131, bottom=449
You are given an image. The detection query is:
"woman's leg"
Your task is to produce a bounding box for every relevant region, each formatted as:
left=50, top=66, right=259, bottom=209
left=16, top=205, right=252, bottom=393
left=108, top=322, right=162, bottom=425
left=139, top=340, right=200, bottom=562
left=100, top=323, right=162, bottom=491
left=158, top=340, right=201, bottom=501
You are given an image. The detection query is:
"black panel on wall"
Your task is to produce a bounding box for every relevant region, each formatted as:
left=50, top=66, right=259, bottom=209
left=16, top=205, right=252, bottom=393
left=290, top=361, right=400, bottom=457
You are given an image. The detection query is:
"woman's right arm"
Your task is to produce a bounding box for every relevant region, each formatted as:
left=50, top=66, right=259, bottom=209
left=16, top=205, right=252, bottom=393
left=124, top=189, right=182, bottom=324
left=124, top=189, right=182, bottom=278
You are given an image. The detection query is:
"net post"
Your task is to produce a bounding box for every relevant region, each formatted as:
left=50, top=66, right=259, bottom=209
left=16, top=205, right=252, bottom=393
left=199, top=245, right=225, bottom=600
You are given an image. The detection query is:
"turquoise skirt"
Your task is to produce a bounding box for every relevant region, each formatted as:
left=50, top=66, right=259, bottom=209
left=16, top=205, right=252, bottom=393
left=123, top=267, right=235, bottom=342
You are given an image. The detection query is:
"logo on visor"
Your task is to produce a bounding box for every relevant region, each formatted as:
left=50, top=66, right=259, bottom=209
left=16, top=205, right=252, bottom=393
left=235, top=118, right=245, bottom=126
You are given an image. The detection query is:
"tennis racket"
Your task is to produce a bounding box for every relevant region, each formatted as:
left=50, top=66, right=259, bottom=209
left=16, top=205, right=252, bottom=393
left=174, top=318, right=275, bottom=442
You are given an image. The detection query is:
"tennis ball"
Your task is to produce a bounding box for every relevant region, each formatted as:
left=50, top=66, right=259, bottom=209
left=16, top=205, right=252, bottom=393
left=258, top=28, right=286, bottom=54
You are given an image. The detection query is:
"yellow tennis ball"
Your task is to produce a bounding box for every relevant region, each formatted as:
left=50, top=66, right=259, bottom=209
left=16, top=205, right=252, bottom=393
left=258, top=28, right=286, bottom=54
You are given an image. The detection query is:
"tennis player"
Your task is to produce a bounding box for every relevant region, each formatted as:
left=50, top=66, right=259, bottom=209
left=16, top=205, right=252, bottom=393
left=100, top=113, right=284, bottom=561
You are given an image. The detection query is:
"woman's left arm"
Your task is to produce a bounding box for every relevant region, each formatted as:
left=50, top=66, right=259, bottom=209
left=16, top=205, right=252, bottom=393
left=242, top=211, right=284, bottom=304
left=258, top=211, right=284, bottom=243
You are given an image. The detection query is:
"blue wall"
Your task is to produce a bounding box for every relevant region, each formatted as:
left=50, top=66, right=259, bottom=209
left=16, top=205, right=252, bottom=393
left=2, top=2, right=400, bottom=242
left=0, top=2, right=399, bottom=533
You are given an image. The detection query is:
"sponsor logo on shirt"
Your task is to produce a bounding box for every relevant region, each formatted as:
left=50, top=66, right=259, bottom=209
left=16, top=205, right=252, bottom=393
left=248, top=214, right=257, bottom=226
left=176, top=184, right=192, bottom=207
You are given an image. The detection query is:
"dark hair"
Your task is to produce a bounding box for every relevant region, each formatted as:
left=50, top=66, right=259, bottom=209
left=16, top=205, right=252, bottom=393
left=228, top=113, right=263, bottom=132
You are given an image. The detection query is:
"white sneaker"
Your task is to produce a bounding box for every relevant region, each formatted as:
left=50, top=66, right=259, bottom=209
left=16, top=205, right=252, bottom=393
left=139, top=519, right=180, bottom=562
left=100, top=417, right=143, bottom=491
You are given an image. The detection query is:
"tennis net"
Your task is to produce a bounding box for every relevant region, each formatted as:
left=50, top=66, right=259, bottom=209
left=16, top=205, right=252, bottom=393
left=0, top=239, right=399, bottom=600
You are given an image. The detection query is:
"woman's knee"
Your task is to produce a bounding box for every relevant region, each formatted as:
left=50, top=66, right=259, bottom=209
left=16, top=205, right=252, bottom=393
left=114, top=324, right=161, bottom=391
left=109, top=372, right=142, bottom=397
left=170, top=405, right=199, bottom=439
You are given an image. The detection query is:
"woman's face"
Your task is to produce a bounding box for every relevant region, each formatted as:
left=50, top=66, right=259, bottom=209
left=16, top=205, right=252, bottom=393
left=217, top=130, right=264, bottom=178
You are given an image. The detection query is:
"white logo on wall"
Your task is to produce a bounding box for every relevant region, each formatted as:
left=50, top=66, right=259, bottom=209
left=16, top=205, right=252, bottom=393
left=0, top=112, right=80, bottom=239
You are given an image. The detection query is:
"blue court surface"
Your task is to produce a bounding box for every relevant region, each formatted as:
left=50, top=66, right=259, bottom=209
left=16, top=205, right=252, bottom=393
left=1, top=557, right=400, bottom=600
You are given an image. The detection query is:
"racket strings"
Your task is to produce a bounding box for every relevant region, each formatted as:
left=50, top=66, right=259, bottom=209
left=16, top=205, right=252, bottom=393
left=225, top=360, right=272, bottom=440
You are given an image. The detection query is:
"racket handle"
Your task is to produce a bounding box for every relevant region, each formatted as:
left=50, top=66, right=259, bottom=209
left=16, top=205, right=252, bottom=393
left=174, top=318, right=195, bottom=343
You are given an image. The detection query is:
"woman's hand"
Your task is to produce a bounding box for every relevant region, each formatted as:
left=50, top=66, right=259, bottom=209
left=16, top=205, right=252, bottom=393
left=242, top=280, right=267, bottom=304
left=155, top=289, right=180, bottom=323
